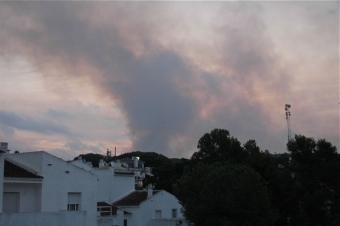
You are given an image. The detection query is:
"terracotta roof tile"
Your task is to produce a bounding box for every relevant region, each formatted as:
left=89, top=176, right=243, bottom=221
left=113, top=190, right=160, bottom=206
left=4, top=160, right=43, bottom=179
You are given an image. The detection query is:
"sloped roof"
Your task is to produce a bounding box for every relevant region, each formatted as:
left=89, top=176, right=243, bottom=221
left=4, top=160, right=43, bottom=179
left=113, top=190, right=160, bottom=206
left=97, top=202, right=132, bottom=215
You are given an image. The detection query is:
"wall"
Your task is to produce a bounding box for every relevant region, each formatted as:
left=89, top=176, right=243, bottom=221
left=7, top=152, right=98, bottom=226
left=70, top=160, right=93, bottom=172
left=112, top=174, right=135, bottom=202
left=3, top=183, right=42, bottom=212
left=0, top=154, right=4, bottom=213
left=121, top=191, right=185, bottom=226
left=41, top=152, right=97, bottom=226
left=92, top=168, right=113, bottom=203
left=97, top=216, right=113, bottom=226
left=97, top=213, right=133, bottom=226
left=0, top=211, right=87, bottom=226
left=92, top=167, right=135, bottom=203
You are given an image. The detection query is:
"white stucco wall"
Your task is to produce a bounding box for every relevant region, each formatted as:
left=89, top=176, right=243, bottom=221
left=97, top=216, right=113, bottom=226
left=92, top=168, right=113, bottom=203
left=91, top=168, right=135, bottom=203
left=0, top=154, right=4, bottom=213
left=70, top=160, right=93, bottom=172
left=0, top=211, right=87, bottom=226
left=119, top=191, right=185, bottom=226
left=112, top=174, right=135, bottom=202
left=141, top=191, right=184, bottom=221
left=3, top=183, right=42, bottom=212
left=7, top=152, right=98, bottom=226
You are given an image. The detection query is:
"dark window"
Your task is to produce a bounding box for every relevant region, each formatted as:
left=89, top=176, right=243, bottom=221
left=124, top=219, right=127, bottom=226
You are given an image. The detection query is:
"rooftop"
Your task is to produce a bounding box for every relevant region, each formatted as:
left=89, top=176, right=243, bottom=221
left=97, top=202, right=132, bottom=215
left=113, top=190, right=160, bottom=206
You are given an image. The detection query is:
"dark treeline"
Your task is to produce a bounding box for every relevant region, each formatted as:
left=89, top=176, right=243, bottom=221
left=174, top=128, right=340, bottom=226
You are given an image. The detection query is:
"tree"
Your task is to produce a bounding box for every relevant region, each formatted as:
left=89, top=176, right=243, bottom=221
left=287, top=135, right=340, bottom=225
left=174, top=163, right=276, bottom=226
left=143, top=158, right=189, bottom=194
left=191, top=128, right=246, bottom=164
left=74, top=153, right=104, bottom=167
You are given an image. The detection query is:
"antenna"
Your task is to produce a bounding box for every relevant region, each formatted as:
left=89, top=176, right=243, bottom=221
left=285, top=104, right=292, bottom=142
left=106, top=149, right=111, bottom=161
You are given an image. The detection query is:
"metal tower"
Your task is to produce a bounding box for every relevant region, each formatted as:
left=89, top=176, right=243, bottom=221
left=285, top=104, right=292, bottom=142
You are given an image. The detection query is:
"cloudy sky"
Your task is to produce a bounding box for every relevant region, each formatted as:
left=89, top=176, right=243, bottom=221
left=0, top=1, right=338, bottom=160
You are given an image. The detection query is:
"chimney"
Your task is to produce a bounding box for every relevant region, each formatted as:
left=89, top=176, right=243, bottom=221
left=99, top=159, right=104, bottom=167
left=134, top=157, right=139, bottom=168
left=147, top=184, right=153, bottom=198
left=0, top=142, right=9, bottom=153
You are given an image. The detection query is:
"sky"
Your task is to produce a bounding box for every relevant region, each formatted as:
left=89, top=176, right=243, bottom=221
left=0, top=1, right=338, bottom=161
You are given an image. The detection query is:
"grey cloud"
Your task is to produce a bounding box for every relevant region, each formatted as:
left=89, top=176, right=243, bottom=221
left=0, top=110, right=72, bottom=135
left=46, top=109, right=74, bottom=120
left=65, top=140, right=102, bottom=154
left=0, top=125, right=15, bottom=137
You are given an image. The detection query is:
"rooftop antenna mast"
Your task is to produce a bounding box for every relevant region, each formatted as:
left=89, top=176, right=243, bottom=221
left=106, top=149, right=111, bottom=161
left=285, top=104, right=292, bottom=142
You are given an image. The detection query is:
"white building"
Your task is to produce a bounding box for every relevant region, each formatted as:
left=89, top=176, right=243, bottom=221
left=113, top=185, right=187, bottom=226
left=71, top=157, right=188, bottom=226
left=118, top=157, right=146, bottom=185
left=71, top=158, right=136, bottom=204
left=0, top=151, right=98, bottom=226
left=0, top=143, right=187, bottom=226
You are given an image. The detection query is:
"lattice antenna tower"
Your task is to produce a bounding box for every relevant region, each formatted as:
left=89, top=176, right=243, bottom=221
left=285, top=104, right=292, bottom=142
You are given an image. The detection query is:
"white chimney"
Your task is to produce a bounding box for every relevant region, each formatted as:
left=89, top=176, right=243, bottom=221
left=99, top=159, right=104, bottom=167
left=147, top=184, right=153, bottom=198
left=0, top=142, right=9, bottom=153
left=134, top=157, right=139, bottom=168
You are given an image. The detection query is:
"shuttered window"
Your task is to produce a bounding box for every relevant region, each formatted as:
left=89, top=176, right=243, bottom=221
left=67, top=192, right=81, bottom=211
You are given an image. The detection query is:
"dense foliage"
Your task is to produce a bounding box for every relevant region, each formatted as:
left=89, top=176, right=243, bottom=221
left=174, top=162, right=276, bottom=226
left=174, top=129, right=340, bottom=226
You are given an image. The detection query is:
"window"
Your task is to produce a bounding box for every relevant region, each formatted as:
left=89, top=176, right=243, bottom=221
left=67, top=204, right=79, bottom=211
left=124, top=219, right=127, bottom=226
left=155, top=210, right=162, bottom=219
left=97, top=206, right=112, bottom=216
left=68, top=192, right=81, bottom=211
left=172, top=208, right=177, bottom=218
